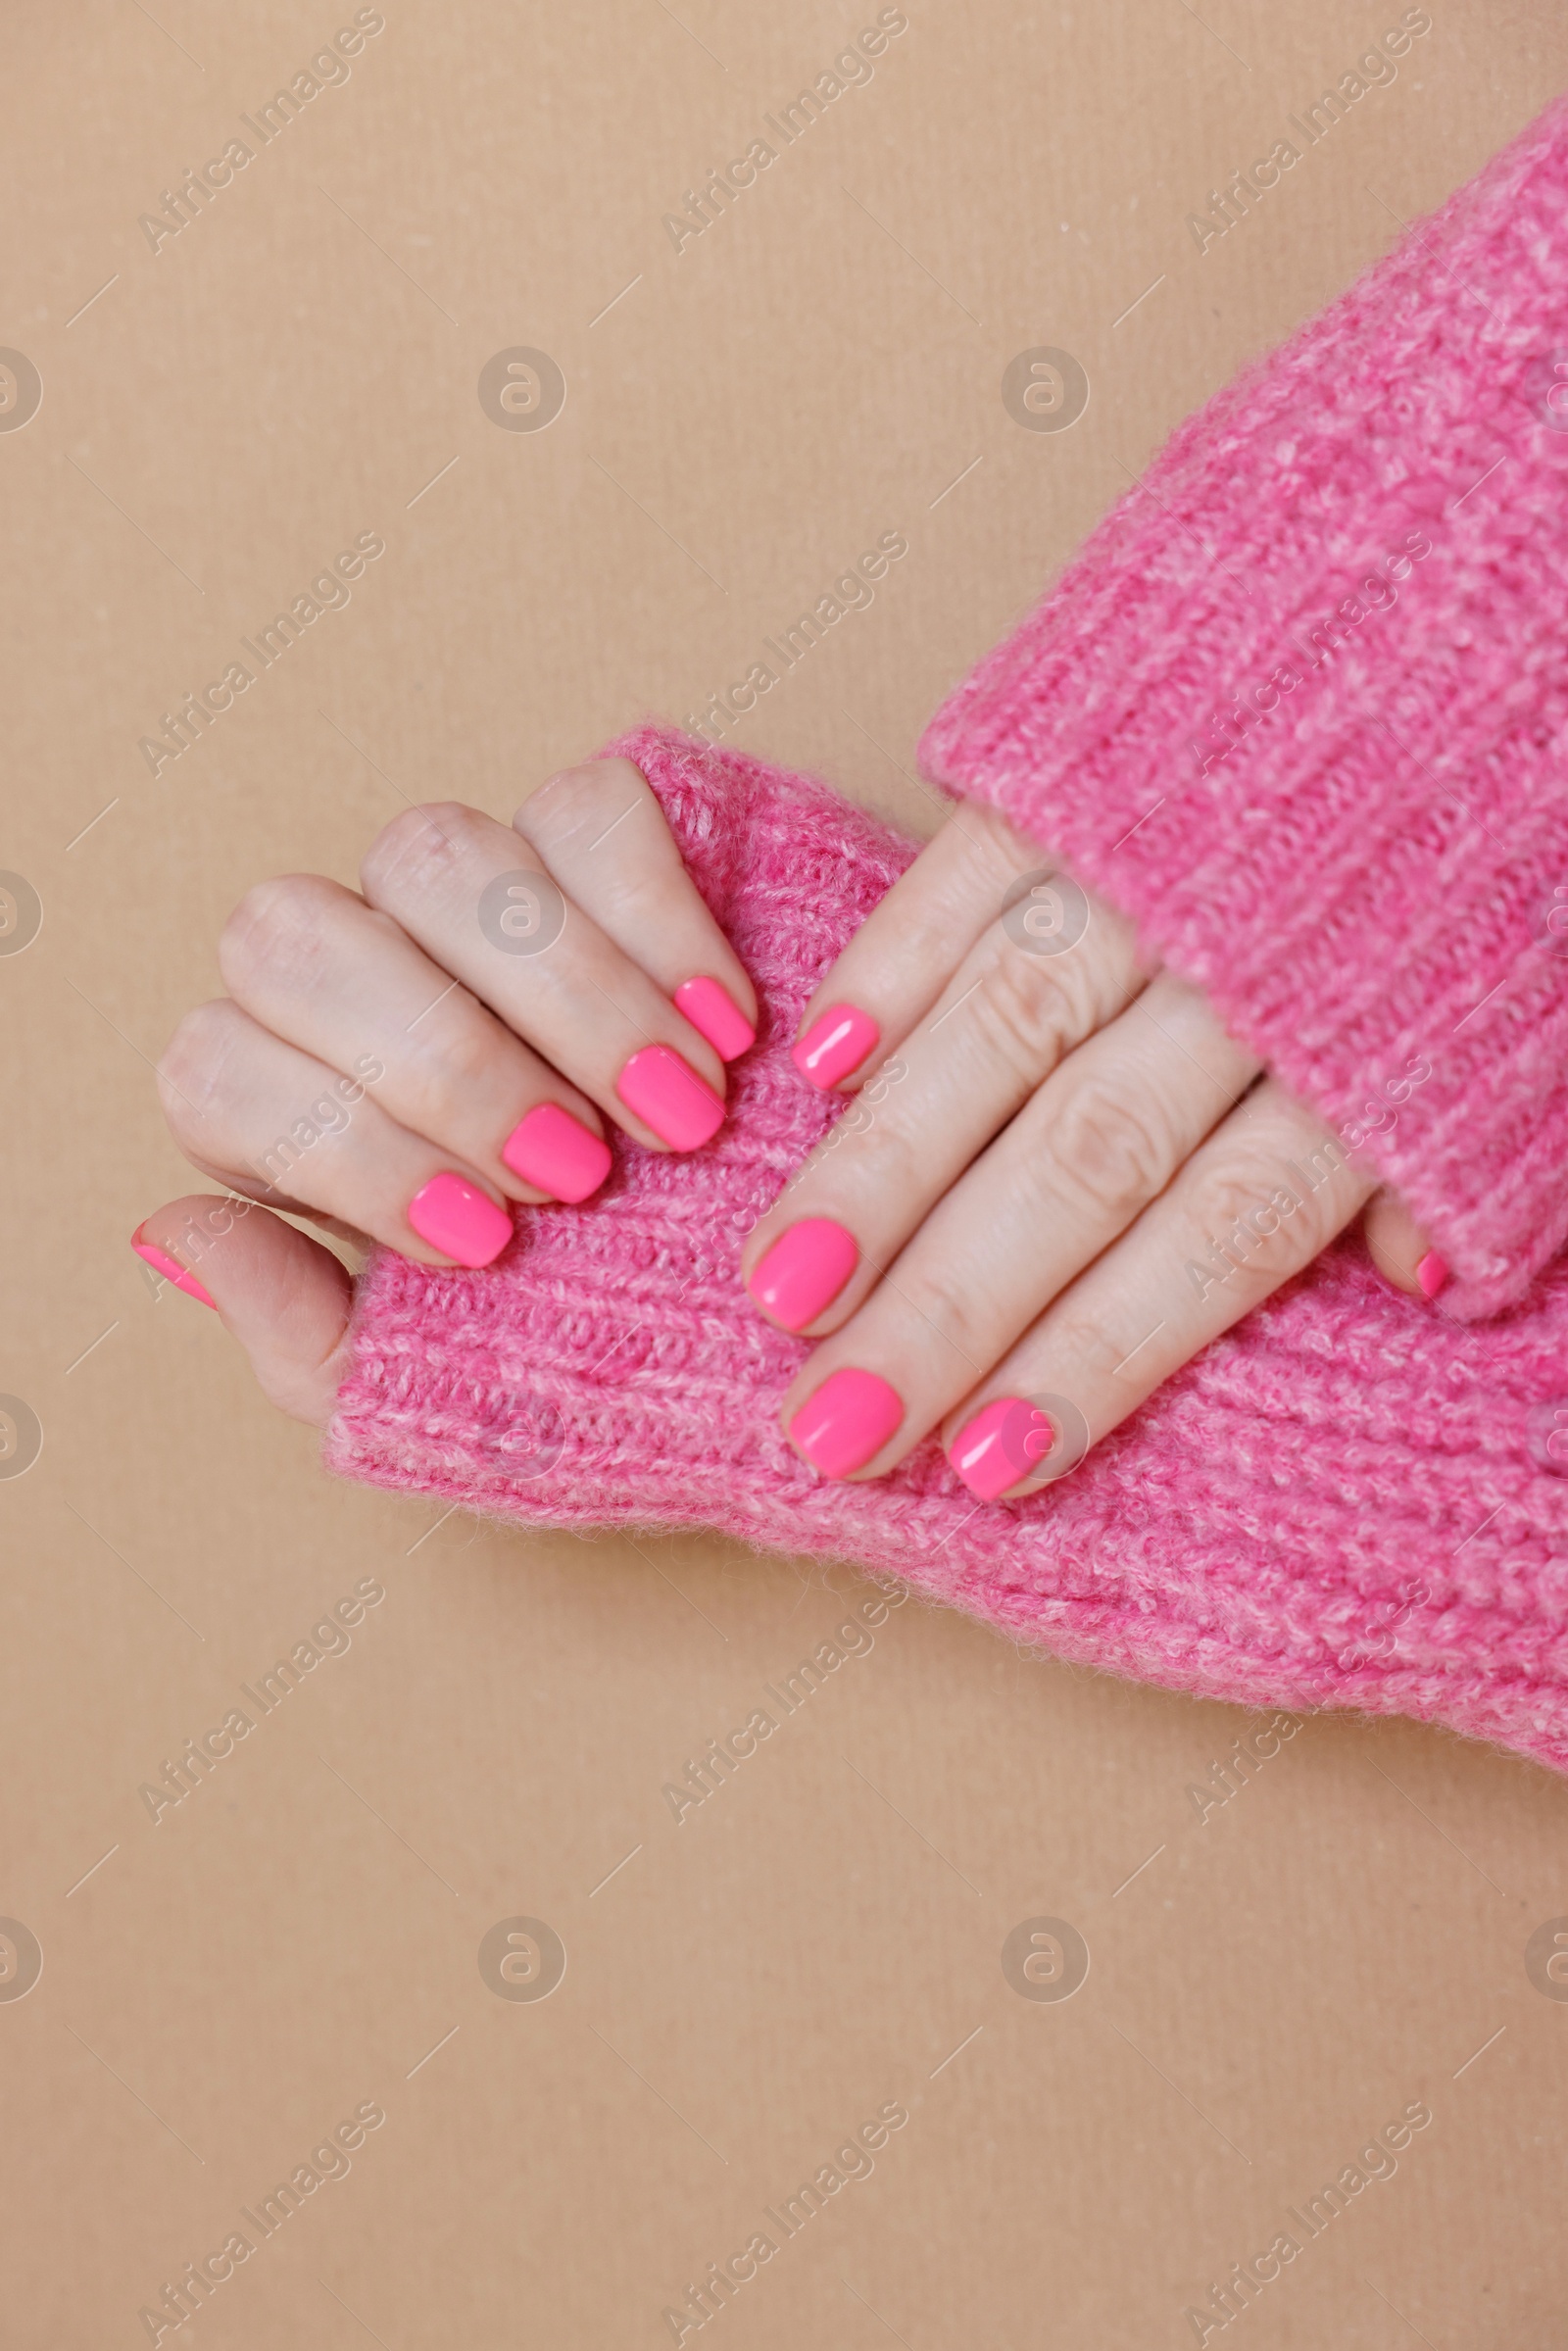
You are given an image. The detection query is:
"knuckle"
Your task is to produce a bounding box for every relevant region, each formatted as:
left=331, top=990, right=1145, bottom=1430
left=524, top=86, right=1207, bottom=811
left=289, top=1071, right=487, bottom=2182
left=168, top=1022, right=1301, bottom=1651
left=158, top=1000, right=243, bottom=1140
left=1192, top=1158, right=1274, bottom=1242
left=821, top=1102, right=921, bottom=1190
left=517, top=759, right=649, bottom=853
left=1191, top=1141, right=1340, bottom=1264
left=961, top=952, right=1080, bottom=1081
left=412, top=990, right=493, bottom=1089
left=361, top=802, right=482, bottom=902
left=961, top=801, right=1059, bottom=893
left=1043, top=1073, right=1176, bottom=1220
left=219, top=872, right=338, bottom=994
left=885, top=1256, right=1000, bottom=1375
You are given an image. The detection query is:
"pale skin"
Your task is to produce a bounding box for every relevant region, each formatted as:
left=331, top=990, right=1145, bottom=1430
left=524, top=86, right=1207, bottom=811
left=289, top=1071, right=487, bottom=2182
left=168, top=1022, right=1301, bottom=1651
left=139, top=761, right=1437, bottom=1477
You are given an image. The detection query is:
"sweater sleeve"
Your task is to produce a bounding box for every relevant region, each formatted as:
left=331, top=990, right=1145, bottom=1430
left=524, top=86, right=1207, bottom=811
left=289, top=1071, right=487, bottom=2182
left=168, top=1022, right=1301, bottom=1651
left=919, top=95, right=1568, bottom=1320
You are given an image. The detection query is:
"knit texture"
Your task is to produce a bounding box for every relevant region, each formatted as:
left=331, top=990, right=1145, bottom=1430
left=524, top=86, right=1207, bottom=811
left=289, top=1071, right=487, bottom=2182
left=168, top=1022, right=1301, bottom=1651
left=922, top=94, right=1568, bottom=1322
left=327, top=725, right=1568, bottom=1778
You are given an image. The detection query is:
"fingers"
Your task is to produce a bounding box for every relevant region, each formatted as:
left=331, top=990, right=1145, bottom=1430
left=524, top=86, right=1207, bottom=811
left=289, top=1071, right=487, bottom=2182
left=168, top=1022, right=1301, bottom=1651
left=936, top=1083, right=1375, bottom=1496
left=131, top=1195, right=352, bottom=1427
left=742, top=875, right=1151, bottom=1334
left=771, top=975, right=1255, bottom=1463
left=787, top=804, right=1076, bottom=1090
left=219, top=873, right=612, bottom=1207
left=514, top=759, right=758, bottom=1055
left=159, top=999, right=516, bottom=1268
left=360, top=796, right=729, bottom=1154
left=770, top=972, right=1256, bottom=1434
left=1363, top=1189, right=1447, bottom=1299
left=777, top=1077, right=1370, bottom=1488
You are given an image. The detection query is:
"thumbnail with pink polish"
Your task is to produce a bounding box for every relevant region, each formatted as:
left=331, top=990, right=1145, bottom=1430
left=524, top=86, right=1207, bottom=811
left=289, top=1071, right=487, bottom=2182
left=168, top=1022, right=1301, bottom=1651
left=791, top=1003, right=879, bottom=1091
left=788, top=1367, right=903, bottom=1480
left=131, top=1236, right=217, bottom=1310
left=502, top=1102, right=612, bottom=1202
left=747, top=1219, right=858, bottom=1332
left=674, top=974, right=756, bottom=1062
left=616, top=1044, right=725, bottom=1151
left=950, top=1397, right=1055, bottom=1501
left=407, top=1172, right=513, bottom=1267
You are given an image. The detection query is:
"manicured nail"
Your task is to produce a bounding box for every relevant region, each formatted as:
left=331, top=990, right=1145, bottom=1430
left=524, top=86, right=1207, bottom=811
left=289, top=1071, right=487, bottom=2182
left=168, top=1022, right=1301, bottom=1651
left=1417, top=1250, right=1449, bottom=1300
left=131, top=1233, right=217, bottom=1310
left=675, top=974, right=756, bottom=1062
left=792, top=1003, right=879, bottom=1091
left=949, top=1396, right=1055, bottom=1501
left=407, top=1172, right=513, bottom=1266
left=748, top=1218, right=858, bottom=1331
left=502, top=1102, right=612, bottom=1203
left=616, top=1044, right=725, bottom=1151
left=788, top=1367, right=903, bottom=1479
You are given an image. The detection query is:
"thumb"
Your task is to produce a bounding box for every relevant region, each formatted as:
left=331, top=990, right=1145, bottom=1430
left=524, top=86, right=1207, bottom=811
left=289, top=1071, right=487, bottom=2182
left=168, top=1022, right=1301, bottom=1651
left=130, top=1196, right=355, bottom=1427
left=1362, top=1189, right=1448, bottom=1301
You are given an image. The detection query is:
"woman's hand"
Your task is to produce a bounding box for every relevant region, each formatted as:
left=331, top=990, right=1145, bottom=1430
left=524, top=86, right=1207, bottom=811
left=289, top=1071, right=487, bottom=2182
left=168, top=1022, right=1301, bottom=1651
left=743, top=804, right=1440, bottom=1495
left=135, top=757, right=757, bottom=1342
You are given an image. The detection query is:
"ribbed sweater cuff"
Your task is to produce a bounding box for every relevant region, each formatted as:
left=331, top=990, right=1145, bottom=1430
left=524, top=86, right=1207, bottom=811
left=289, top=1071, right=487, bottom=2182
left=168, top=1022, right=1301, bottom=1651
left=920, top=94, right=1568, bottom=1319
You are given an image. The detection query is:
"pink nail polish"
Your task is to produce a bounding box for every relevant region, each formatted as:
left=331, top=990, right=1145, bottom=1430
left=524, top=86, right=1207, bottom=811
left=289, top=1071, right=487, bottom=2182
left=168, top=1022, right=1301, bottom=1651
left=748, top=1219, right=858, bottom=1331
left=502, top=1102, right=612, bottom=1202
left=674, top=974, right=756, bottom=1062
left=949, top=1397, right=1056, bottom=1500
left=407, top=1172, right=513, bottom=1266
left=791, top=1003, right=879, bottom=1091
left=788, top=1367, right=903, bottom=1479
left=1417, top=1250, right=1449, bottom=1300
left=131, top=1235, right=217, bottom=1311
left=616, top=1044, right=725, bottom=1151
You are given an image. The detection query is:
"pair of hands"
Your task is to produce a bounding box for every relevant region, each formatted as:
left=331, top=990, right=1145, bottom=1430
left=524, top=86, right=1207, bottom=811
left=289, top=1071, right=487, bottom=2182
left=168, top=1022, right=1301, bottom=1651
left=136, top=758, right=1439, bottom=1493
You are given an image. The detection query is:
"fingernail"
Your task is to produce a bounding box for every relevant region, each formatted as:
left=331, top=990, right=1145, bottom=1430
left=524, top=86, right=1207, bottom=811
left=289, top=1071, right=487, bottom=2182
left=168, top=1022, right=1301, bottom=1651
left=949, top=1396, right=1055, bottom=1501
left=674, top=974, right=756, bottom=1062
left=616, top=1044, right=725, bottom=1151
left=130, top=1233, right=217, bottom=1311
left=791, top=1004, right=879, bottom=1091
left=1417, top=1250, right=1449, bottom=1300
left=501, top=1102, right=612, bottom=1203
left=788, top=1367, right=903, bottom=1479
left=407, top=1172, right=513, bottom=1267
left=748, top=1218, right=858, bottom=1332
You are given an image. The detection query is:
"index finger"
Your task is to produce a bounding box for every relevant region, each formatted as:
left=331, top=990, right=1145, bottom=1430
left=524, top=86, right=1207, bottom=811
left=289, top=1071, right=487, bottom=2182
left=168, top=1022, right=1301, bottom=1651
left=514, top=759, right=758, bottom=1058
left=788, top=802, right=1102, bottom=1091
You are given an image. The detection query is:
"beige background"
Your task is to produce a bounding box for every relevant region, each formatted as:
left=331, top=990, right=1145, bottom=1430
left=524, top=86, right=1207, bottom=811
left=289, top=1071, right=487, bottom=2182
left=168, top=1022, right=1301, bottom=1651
left=5, top=1, right=1568, bottom=2342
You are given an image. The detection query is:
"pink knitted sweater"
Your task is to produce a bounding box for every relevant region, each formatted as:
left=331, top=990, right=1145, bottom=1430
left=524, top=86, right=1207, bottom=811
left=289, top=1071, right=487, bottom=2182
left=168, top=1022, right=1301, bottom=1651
left=327, top=99, right=1568, bottom=1775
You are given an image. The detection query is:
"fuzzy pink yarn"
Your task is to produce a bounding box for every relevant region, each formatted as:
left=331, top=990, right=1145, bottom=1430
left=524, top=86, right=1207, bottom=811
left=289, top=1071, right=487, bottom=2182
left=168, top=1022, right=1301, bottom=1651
left=922, top=93, right=1568, bottom=1322
left=327, top=724, right=1568, bottom=1777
